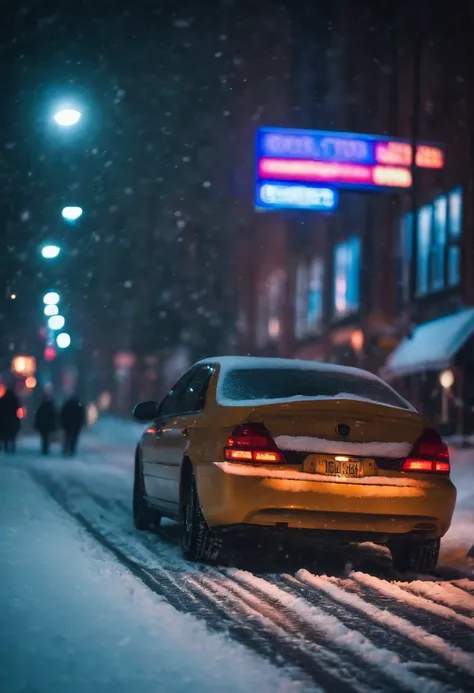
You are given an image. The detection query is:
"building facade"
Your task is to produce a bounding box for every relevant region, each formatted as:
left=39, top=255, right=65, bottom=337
left=233, top=0, right=474, bottom=433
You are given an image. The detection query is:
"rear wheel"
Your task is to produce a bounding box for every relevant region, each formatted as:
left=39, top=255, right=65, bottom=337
left=133, top=454, right=161, bottom=530
left=181, top=468, right=220, bottom=562
left=389, top=537, right=440, bottom=574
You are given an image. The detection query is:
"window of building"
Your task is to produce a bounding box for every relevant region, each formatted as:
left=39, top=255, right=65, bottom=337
left=417, top=205, right=432, bottom=296
left=333, top=236, right=361, bottom=317
left=448, top=187, right=462, bottom=287
left=399, top=186, right=463, bottom=298
left=430, top=195, right=447, bottom=291
left=307, top=258, right=324, bottom=335
left=257, top=270, right=285, bottom=347
left=295, top=262, right=308, bottom=340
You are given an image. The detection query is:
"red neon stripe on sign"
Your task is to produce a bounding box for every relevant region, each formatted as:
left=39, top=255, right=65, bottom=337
left=258, top=158, right=412, bottom=188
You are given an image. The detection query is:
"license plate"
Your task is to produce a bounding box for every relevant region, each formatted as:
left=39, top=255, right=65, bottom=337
left=304, top=455, right=365, bottom=478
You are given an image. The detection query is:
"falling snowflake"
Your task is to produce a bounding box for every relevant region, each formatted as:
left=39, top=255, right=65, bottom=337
left=124, top=187, right=133, bottom=195
left=124, top=280, right=133, bottom=288
left=215, top=52, right=223, bottom=58
left=173, top=18, right=191, bottom=28
left=203, top=181, right=211, bottom=188
left=20, top=210, right=30, bottom=222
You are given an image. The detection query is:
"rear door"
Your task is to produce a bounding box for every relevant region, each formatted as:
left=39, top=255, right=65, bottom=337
left=143, top=369, right=197, bottom=507
left=148, top=365, right=215, bottom=514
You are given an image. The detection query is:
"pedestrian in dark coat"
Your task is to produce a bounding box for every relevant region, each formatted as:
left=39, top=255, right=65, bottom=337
left=34, top=395, right=57, bottom=455
left=60, top=395, right=86, bottom=456
left=0, top=388, right=21, bottom=454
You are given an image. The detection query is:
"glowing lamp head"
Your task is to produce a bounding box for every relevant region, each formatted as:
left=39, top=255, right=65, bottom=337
left=61, top=206, right=83, bottom=221
left=44, top=304, right=59, bottom=317
left=43, top=291, right=60, bottom=306
left=439, top=369, right=454, bottom=389
left=47, top=315, right=65, bottom=331
left=53, top=109, right=81, bottom=127
left=41, top=245, right=60, bottom=259
left=56, top=332, right=71, bottom=349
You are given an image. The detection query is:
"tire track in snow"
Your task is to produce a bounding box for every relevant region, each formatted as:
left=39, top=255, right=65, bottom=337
left=295, top=571, right=473, bottom=690
left=352, top=572, right=474, bottom=648
left=399, top=581, right=474, bottom=616
left=271, top=573, right=457, bottom=689
left=187, top=573, right=360, bottom=693
left=222, top=568, right=455, bottom=693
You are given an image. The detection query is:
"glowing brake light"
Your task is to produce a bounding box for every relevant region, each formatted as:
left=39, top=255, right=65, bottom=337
left=224, top=424, right=284, bottom=463
left=402, top=429, right=450, bottom=474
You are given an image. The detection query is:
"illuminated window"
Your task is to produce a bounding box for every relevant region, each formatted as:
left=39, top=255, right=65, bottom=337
left=294, top=259, right=324, bottom=340
left=307, top=258, right=323, bottom=334
left=399, top=187, right=462, bottom=298
left=257, top=270, right=285, bottom=347
left=295, top=263, right=308, bottom=340
left=333, top=237, right=360, bottom=317
left=448, top=188, right=462, bottom=287
left=417, top=205, right=431, bottom=296
left=431, top=196, right=447, bottom=291
left=399, top=213, right=412, bottom=304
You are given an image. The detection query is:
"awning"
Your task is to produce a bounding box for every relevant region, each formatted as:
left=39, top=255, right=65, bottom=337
left=381, top=308, right=474, bottom=380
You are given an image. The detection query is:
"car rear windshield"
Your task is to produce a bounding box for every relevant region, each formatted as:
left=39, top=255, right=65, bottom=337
left=219, top=368, right=411, bottom=410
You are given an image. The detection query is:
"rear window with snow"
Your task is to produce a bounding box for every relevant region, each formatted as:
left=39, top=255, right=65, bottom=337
left=219, top=368, right=411, bottom=410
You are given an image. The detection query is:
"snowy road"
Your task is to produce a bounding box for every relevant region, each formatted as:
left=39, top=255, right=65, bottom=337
left=1, top=419, right=473, bottom=693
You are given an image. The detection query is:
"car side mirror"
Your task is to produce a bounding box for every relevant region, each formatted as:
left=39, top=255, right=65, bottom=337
left=133, top=400, right=160, bottom=422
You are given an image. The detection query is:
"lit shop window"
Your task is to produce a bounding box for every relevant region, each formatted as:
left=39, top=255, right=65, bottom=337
left=294, top=258, right=324, bottom=339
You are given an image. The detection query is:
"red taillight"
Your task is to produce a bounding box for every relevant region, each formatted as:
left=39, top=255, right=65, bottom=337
left=402, top=428, right=450, bottom=474
left=224, top=423, right=284, bottom=464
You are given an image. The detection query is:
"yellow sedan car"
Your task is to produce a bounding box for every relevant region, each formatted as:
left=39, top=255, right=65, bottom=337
left=132, top=356, right=456, bottom=572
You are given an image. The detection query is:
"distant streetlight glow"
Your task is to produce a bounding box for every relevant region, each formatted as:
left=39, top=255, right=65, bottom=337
left=41, top=245, right=61, bottom=259
left=62, top=206, right=83, bottom=221
left=44, top=304, right=59, bottom=317
left=43, top=291, right=60, bottom=305
left=56, top=332, right=71, bottom=349
left=47, top=315, right=65, bottom=330
left=53, top=108, right=82, bottom=127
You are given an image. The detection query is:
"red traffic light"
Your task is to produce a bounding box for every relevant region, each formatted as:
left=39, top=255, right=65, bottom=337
left=44, top=346, right=57, bottom=361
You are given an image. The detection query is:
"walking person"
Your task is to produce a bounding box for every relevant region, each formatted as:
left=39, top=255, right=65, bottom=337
left=60, top=395, right=86, bottom=456
left=0, top=387, right=21, bottom=454
left=34, top=394, right=57, bottom=455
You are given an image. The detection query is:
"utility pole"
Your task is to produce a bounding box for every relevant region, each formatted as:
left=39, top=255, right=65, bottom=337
left=408, top=0, right=422, bottom=327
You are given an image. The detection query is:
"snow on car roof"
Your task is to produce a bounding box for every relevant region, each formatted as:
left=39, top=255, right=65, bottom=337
left=197, top=355, right=381, bottom=381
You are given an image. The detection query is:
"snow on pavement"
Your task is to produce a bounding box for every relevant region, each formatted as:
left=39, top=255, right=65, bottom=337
left=1, top=417, right=474, bottom=692
left=0, top=464, right=305, bottom=693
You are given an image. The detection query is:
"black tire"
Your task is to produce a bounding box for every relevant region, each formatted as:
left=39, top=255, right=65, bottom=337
left=181, top=468, right=221, bottom=562
left=389, top=537, right=440, bottom=574
left=133, top=454, right=161, bottom=531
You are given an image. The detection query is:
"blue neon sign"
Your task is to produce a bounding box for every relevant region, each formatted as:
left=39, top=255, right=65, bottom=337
left=256, top=181, right=338, bottom=211
left=256, top=127, right=444, bottom=169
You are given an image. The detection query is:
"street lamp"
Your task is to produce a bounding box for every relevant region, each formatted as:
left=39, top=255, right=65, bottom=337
left=43, top=291, right=60, bottom=305
left=47, top=315, right=65, bottom=330
left=41, top=245, right=61, bottom=259
left=44, top=304, right=59, bottom=317
left=56, top=332, right=71, bottom=349
left=62, top=206, right=83, bottom=221
left=53, top=108, right=82, bottom=127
